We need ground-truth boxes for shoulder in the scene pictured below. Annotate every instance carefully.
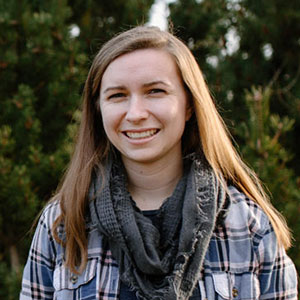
[210,185,275,265]
[207,186,298,299]
[32,199,69,253]
[42,199,61,220]
[22,200,63,274]
[224,185,272,239]
[38,199,62,233]
[34,199,103,262]
[207,185,273,273]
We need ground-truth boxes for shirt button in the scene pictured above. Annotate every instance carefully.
[70,274,78,284]
[232,287,238,298]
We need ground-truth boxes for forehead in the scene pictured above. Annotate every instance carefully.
[101,48,181,86]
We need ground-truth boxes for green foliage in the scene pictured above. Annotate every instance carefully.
[0,262,22,300]
[0,0,87,295]
[169,0,300,284]
[0,0,154,296]
[170,0,300,165]
[68,0,155,53]
[1,0,299,296]
[235,87,300,266]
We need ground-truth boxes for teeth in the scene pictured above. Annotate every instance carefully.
[126,129,157,139]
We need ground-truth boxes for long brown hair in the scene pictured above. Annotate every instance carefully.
[52,26,291,274]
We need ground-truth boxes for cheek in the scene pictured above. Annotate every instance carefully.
[100,105,127,147]
[100,106,118,136]
[167,101,188,123]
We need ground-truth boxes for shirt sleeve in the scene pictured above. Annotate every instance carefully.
[256,221,298,299]
[20,203,59,300]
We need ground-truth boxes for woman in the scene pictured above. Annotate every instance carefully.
[20,26,297,300]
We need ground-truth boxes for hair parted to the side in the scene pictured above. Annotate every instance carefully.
[52,26,291,274]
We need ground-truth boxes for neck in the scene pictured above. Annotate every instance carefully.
[122,153,184,210]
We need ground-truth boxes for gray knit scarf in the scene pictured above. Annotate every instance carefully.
[89,154,227,300]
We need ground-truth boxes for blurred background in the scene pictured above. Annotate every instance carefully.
[0,0,299,297]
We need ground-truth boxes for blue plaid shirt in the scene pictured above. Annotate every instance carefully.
[20,186,298,299]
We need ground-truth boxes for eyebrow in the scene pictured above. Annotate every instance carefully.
[102,80,171,94]
[142,80,171,88]
[102,85,126,94]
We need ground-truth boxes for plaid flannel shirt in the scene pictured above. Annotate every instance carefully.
[20,186,298,299]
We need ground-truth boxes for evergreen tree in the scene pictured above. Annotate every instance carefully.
[68,0,155,54]
[0,0,87,296]
[169,0,300,169]
[236,86,300,268]
[169,0,300,281]
[0,0,154,296]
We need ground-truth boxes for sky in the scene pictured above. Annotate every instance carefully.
[71,0,244,59]
[147,0,176,30]
[69,0,173,37]
[146,0,241,61]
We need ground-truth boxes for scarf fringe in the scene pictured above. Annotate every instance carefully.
[89,154,227,300]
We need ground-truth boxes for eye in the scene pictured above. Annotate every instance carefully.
[148,88,165,95]
[108,92,126,100]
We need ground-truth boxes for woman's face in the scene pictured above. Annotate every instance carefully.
[99,48,191,166]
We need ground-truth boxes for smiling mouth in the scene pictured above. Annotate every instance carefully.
[124,129,159,139]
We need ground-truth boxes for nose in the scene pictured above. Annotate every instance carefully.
[125,95,149,122]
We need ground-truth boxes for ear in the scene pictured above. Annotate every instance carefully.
[184,88,193,121]
[185,104,193,121]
